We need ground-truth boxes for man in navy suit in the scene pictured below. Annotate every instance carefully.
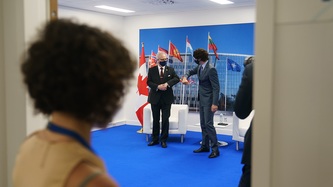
[147,51,180,148]
[181,48,220,158]
[235,57,254,187]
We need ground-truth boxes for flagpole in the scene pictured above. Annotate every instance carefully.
[147,49,153,73]
[181,36,189,105]
[207,32,210,53]
[168,40,171,60]
[144,43,148,74]
[214,56,217,67]
[137,42,145,133]
[225,57,228,113]
[142,42,146,74]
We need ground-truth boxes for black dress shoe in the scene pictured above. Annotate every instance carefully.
[148,141,159,146]
[193,147,210,153]
[161,142,167,148]
[208,151,220,158]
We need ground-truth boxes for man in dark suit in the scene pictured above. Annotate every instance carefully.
[181,48,220,158]
[234,57,254,187]
[147,51,180,148]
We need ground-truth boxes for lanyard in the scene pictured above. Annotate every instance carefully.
[47,122,95,154]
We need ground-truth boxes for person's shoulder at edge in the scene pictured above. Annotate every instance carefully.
[65,162,118,187]
[246,62,254,71]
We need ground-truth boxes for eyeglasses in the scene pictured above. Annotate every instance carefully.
[158,58,168,61]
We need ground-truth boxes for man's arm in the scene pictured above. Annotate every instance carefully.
[147,67,159,91]
[209,67,220,106]
[181,66,199,84]
[166,67,180,87]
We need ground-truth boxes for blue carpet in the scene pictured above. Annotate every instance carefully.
[92,125,243,187]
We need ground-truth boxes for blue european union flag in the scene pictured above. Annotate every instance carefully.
[227,58,241,72]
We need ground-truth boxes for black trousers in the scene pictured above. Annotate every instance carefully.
[238,164,251,187]
[151,101,171,142]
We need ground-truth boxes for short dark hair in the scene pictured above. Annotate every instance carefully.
[21,19,136,127]
[244,56,254,67]
[193,48,209,61]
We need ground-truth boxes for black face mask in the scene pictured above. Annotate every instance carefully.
[159,61,167,66]
[194,59,200,65]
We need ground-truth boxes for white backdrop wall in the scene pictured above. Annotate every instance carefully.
[59,6,125,39]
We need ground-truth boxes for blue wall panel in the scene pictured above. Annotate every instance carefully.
[139,23,255,55]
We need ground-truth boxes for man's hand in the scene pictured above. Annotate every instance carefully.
[158,84,167,91]
[211,104,218,113]
[181,77,189,85]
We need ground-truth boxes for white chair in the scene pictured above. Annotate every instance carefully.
[232,110,255,150]
[143,104,188,143]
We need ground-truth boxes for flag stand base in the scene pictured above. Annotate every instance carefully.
[137,128,143,133]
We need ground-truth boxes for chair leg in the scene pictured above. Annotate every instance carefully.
[236,141,239,150]
[181,134,184,143]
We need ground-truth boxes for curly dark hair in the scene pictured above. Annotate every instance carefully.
[193,48,209,62]
[21,19,136,128]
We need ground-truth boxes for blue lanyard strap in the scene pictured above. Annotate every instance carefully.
[47,122,95,154]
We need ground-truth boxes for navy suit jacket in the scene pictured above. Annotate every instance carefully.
[147,65,179,105]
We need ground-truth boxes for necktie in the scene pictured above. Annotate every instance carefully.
[200,66,203,75]
[160,67,164,78]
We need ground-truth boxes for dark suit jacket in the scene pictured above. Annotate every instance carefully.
[147,65,179,105]
[186,63,220,107]
[234,63,253,165]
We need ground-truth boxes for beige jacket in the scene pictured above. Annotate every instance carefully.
[13,132,105,187]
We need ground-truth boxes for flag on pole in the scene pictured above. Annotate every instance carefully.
[227,58,241,72]
[186,38,193,56]
[137,43,149,96]
[158,46,168,54]
[186,38,193,55]
[136,43,149,132]
[186,37,194,62]
[169,42,183,62]
[208,34,220,60]
[148,50,157,68]
[181,37,192,104]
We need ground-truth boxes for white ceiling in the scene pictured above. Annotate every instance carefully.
[58,0,256,17]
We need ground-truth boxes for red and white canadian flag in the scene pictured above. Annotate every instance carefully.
[136,42,149,132]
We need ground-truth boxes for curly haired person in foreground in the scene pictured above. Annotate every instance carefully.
[12,19,136,187]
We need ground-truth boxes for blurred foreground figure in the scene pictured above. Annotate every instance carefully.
[235,57,254,187]
[13,19,136,187]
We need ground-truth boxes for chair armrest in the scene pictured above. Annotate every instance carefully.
[177,105,188,133]
[232,112,240,138]
[143,104,151,133]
